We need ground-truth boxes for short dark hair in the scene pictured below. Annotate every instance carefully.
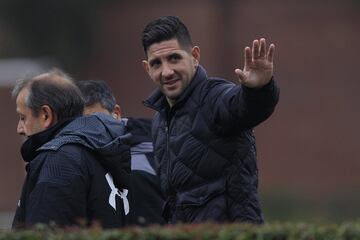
[76,80,116,113]
[12,69,84,121]
[142,16,193,55]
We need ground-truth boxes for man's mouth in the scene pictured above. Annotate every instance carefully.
[164,79,178,86]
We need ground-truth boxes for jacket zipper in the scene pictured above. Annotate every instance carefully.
[165,121,172,194]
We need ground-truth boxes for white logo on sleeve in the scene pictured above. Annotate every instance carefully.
[105,173,129,215]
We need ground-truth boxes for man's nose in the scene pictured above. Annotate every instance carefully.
[161,63,174,78]
[17,121,24,135]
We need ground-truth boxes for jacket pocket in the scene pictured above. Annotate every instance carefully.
[175,178,227,222]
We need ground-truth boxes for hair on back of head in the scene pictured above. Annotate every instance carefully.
[76,80,116,113]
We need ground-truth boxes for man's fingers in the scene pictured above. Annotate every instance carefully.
[244,46,251,69]
[235,68,246,84]
[267,43,275,63]
[259,38,266,58]
[252,39,260,60]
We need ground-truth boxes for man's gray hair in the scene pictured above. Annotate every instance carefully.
[12,68,84,121]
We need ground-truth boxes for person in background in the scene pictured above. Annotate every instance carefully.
[141,16,280,223]
[76,79,165,226]
[12,69,131,229]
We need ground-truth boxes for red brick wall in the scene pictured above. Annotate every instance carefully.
[0,88,25,211]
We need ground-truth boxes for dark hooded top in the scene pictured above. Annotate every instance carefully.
[12,113,131,229]
[124,117,165,226]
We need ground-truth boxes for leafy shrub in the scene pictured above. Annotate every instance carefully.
[1,221,360,240]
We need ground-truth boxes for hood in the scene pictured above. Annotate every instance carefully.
[40,112,129,152]
[39,112,131,189]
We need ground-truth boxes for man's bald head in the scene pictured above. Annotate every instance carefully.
[12,69,84,122]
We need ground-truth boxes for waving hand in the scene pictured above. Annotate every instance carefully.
[235,38,275,88]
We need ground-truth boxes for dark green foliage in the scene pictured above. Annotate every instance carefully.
[1,222,360,240]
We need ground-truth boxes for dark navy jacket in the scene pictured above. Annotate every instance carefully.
[144,65,279,223]
[13,113,131,229]
[124,118,165,226]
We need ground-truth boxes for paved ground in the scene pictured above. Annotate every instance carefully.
[0,212,14,229]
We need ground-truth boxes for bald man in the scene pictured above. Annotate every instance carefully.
[12,69,131,228]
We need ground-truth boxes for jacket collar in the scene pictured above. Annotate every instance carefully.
[144,65,208,112]
[20,119,73,162]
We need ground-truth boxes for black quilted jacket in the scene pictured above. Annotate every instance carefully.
[144,65,279,223]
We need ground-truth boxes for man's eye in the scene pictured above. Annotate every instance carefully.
[150,60,161,67]
[170,55,181,61]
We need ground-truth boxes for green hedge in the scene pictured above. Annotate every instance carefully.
[1,222,360,240]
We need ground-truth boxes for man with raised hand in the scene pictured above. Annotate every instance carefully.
[142,16,279,223]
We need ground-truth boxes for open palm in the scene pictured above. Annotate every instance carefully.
[235,38,275,88]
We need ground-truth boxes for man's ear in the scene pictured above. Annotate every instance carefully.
[191,46,200,67]
[112,104,122,120]
[142,60,150,74]
[40,105,56,129]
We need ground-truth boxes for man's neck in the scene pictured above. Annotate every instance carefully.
[166,97,176,108]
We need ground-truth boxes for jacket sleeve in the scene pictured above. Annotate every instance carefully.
[25,147,88,227]
[207,77,279,134]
